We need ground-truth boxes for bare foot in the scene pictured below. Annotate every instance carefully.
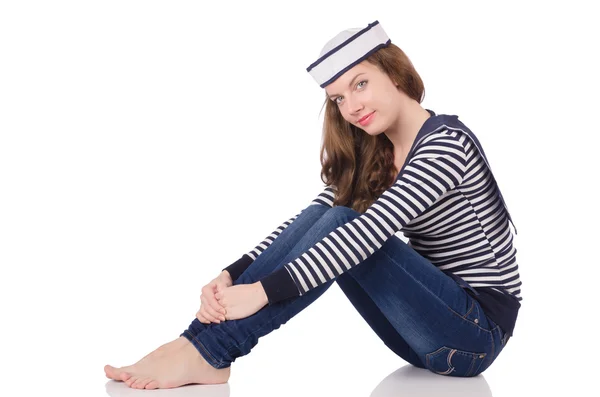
[119,338,230,389]
[104,336,189,381]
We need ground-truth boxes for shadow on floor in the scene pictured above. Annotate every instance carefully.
[371,364,492,396]
[105,380,230,397]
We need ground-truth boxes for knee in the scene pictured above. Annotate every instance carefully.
[306,203,331,213]
[322,206,361,223]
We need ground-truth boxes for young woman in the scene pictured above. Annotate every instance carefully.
[104,20,522,389]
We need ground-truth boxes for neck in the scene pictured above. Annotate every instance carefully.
[384,96,431,155]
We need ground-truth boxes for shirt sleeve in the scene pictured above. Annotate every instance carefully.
[222,186,337,281]
[258,131,468,304]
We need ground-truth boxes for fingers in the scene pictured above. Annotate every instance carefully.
[196,310,210,324]
[199,295,223,323]
[209,294,227,321]
[197,305,220,324]
[206,285,227,319]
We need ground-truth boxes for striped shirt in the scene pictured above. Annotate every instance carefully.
[224,110,522,335]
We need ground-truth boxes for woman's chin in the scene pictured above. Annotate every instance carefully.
[362,126,383,136]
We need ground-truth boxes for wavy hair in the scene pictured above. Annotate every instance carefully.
[319,43,425,213]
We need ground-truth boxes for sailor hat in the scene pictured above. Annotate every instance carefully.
[307,20,391,88]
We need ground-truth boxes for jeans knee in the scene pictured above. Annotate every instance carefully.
[304,202,331,216]
[324,206,361,223]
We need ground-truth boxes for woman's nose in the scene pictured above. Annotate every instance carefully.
[346,97,364,114]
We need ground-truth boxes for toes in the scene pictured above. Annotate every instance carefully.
[104,365,120,380]
[124,373,136,386]
[131,378,141,389]
[145,380,159,390]
[134,377,152,389]
[119,371,132,382]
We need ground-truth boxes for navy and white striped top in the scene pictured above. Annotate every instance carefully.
[224,110,522,335]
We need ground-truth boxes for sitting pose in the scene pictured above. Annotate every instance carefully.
[105,20,522,390]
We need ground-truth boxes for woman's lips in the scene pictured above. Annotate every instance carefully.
[358,111,375,126]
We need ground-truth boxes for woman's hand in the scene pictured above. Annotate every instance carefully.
[215,282,269,321]
[196,271,233,324]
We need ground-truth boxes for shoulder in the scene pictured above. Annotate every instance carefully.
[417,128,468,155]
[431,113,480,147]
[426,128,466,142]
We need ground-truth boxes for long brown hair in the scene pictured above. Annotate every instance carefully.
[319,43,425,213]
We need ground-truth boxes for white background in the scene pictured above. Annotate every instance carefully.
[1,1,598,396]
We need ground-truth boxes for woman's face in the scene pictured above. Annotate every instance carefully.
[325,60,400,135]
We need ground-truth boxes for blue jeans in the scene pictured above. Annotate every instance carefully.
[180,204,508,377]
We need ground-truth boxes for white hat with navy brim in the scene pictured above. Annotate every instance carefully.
[307,20,391,88]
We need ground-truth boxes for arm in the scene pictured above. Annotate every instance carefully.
[222,186,337,282]
[258,131,468,304]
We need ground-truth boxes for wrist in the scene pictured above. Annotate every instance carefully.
[220,270,233,286]
[255,281,269,306]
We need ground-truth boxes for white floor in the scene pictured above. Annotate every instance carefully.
[103,364,496,396]
[6,335,592,397]
[3,284,593,396]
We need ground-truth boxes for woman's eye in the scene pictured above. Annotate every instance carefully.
[334,81,366,105]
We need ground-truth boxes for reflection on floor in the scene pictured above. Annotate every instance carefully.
[105,363,491,397]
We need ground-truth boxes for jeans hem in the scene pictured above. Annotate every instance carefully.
[181,330,231,369]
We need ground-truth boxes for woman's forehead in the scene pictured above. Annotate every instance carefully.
[325,62,378,94]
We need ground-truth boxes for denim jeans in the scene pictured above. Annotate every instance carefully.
[180,204,508,377]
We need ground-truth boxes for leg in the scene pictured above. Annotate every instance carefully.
[335,271,426,369]
[104,203,332,388]
[182,202,331,336]
[180,205,361,369]
[332,207,505,377]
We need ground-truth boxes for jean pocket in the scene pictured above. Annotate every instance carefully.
[425,346,487,377]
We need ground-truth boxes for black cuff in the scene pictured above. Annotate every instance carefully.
[222,254,254,282]
[259,266,300,304]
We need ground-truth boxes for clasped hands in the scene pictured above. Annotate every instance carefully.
[196,270,269,324]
